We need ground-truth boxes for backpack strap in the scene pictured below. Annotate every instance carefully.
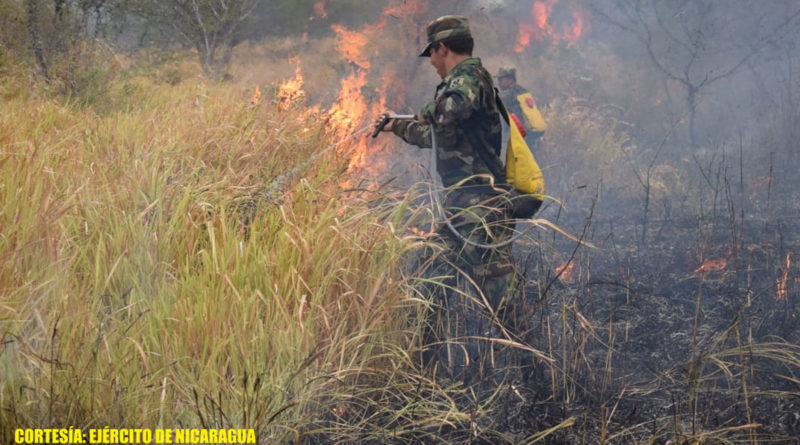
[459,66,510,184]
[493,92,513,125]
[462,115,506,183]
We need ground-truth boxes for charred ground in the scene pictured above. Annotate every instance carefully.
[481,165,800,443]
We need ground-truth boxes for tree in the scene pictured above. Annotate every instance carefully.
[25,0,50,78]
[22,0,116,84]
[591,0,800,151]
[125,0,260,79]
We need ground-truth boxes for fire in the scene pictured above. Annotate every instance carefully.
[328,69,371,174]
[746,175,770,199]
[331,24,374,70]
[328,70,368,135]
[515,0,586,52]
[327,21,384,174]
[250,85,261,106]
[410,226,435,238]
[777,253,791,300]
[277,58,306,110]
[693,251,733,277]
[566,7,584,41]
[694,257,727,275]
[556,261,575,283]
[271,0,427,189]
[327,0,427,177]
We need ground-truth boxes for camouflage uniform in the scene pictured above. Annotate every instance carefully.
[392,17,517,383]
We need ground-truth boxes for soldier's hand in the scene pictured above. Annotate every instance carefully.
[372,113,394,137]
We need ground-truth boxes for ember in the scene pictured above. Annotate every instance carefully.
[555,261,575,283]
[409,226,435,238]
[693,256,727,275]
[777,253,791,300]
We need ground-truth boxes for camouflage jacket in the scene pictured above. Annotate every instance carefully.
[392,58,504,189]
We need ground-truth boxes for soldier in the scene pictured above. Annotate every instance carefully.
[496,66,547,150]
[375,16,516,383]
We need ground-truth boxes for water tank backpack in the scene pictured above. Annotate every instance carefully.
[515,92,548,133]
[463,91,545,220]
[499,94,545,219]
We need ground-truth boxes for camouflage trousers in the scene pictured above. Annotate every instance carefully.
[416,187,523,385]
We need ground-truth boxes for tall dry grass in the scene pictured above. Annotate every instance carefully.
[0,66,454,442]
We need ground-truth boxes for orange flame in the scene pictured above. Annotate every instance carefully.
[694,257,727,275]
[328,70,367,134]
[328,69,370,173]
[250,85,261,106]
[331,24,373,70]
[273,1,427,190]
[567,8,584,41]
[515,0,586,52]
[693,251,733,276]
[777,253,791,300]
[328,0,426,179]
[556,261,575,283]
[277,58,306,110]
[410,226,435,238]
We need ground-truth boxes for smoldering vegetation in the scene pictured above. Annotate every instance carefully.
[2,0,800,443]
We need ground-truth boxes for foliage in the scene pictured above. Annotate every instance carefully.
[4,0,121,103]
[121,0,259,79]
[0,1,28,56]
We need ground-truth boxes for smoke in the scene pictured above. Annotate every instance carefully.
[228,0,800,227]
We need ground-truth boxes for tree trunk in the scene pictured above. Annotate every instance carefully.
[688,84,698,151]
[25,0,49,80]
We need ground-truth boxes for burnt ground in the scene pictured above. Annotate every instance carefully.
[306,153,800,444]
[485,182,800,443]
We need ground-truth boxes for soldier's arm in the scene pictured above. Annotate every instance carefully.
[391,103,463,151]
[391,74,480,149]
[391,118,433,149]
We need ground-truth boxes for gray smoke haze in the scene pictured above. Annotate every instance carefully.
[102,0,800,226]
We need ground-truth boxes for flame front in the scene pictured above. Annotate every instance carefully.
[271,0,427,188]
[515,0,586,53]
[693,250,734,277]
[331,24,373,70]
[328,0,427,177]
[277,58,306,110]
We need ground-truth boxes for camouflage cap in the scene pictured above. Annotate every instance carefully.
[419,15,472,57]
[497,66,516,80]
